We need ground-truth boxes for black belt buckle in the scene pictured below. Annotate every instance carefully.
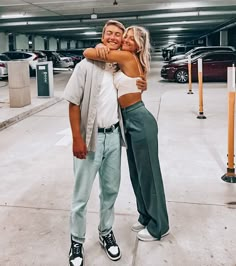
[98,122,118,133]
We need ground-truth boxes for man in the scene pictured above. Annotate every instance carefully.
[64,20,146,266]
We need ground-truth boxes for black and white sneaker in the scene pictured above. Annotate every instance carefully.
[69,238,84,266]
[99,230,121,261]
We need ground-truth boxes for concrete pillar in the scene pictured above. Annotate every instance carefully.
[0,32,9,53]
[34,36,45,50]
[220,30,228,46]
[15,34,29,50]
[48,37,57,51]
[8,61,31,108]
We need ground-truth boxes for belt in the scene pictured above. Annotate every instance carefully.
[98,122,119,133]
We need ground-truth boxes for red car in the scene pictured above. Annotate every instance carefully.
[161,51,236,83]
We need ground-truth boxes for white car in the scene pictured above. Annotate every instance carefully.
[0,54,10,78]
[58,54,74,68]
[2,51,47,76]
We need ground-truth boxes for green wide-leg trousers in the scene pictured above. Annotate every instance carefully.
[122,101,169,239]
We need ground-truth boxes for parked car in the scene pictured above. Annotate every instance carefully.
[32,50,47,62]
[58,49,84,62]
[161,51,236,83]
[40,50,61,68]
[58,49,84,58]
[57,51,82,66]
[162,44,197,61]
[170,46,236,62]
[57,53,74,68]
[2,51,46,76]
[0,54,10,78]
[162,44,176,61]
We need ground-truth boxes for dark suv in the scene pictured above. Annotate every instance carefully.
[161,50,236,83]
[170,46,236,62]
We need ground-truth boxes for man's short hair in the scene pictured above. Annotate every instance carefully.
[102,20,125,39]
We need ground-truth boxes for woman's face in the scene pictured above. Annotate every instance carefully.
[122,29,139,53]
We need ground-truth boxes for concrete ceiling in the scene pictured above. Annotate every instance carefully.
[0,0,236,47]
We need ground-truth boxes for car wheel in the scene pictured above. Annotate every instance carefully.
[175,69,188,83]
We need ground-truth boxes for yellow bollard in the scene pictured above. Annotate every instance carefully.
[197,58,206,119]
[222,66,236,183]
[187,55,193,94]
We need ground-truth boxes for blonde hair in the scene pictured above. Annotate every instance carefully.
[102,20,125,39]
[124,26,151,74]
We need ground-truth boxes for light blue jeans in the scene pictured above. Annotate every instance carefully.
[70,127,121,243]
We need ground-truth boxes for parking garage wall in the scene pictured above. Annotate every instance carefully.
[0,33,8,53]
[207,32,220,46]
[60,40,67,49]
[70,40,76,49]
[15,34,28,50]
[228,27,236,48]
[77,41,84,48]
[34,36,45,50]
[48,37,57,51]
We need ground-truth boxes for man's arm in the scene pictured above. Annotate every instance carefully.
[69,103,87,159]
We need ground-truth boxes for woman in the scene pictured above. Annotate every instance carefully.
[83,25,169,241]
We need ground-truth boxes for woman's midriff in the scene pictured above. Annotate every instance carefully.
[118,93,142,108]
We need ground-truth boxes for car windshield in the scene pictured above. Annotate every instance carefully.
[191,53,206,61]
[185,48,196,56]
[0,54,10,61]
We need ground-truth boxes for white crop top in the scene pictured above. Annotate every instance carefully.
[113,70,141,98]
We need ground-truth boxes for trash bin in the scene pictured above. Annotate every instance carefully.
[36,61,54,97]
[8,61,31,108]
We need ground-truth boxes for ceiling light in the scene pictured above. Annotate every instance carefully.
[1,13,25,19]
[84,31,98,35]
[139,12,198,19]
[113,0,118,5]
[91,9,97,19]
[167,28,184,31]
[169,3,199,9]
[168,35,178,38]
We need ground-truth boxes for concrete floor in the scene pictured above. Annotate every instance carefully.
[0,55,236,266]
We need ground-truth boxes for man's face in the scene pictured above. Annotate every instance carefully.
[102,25,123,50]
